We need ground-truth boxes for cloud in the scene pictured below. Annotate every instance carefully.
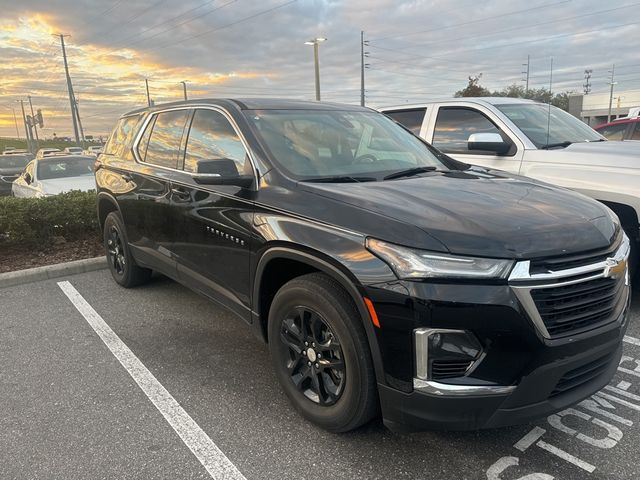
[1,0,639,137]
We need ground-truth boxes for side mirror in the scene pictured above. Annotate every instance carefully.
[193,173,254,188]
[468,133,511,155]
[24,172,32,184]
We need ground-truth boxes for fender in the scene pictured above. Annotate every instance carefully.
[252,246,388,387]
[96,191,123,229]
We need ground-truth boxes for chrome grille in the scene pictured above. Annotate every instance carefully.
[509,234,630,339]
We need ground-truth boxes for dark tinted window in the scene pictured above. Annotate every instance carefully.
[144,110,190,169]
[183,109,249,175]
[0,154,31,168]
[433,107,506,155]
[597,122,628,141]
[37,157,94,180]
[631,122,640,141]
[137,116,156,162]
[104,115,141,158]
[385,108,426,135]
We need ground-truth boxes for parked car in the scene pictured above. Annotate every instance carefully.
[12,155,95,197]
[96,99,630,433]
[0,153,33,196]
[3,147,16,154]
[3,148,30,155]
[380,98,640,274]
[83,145,103,156]
[63,146,84,155]
[594,117,640,141]
[35,147,61,159]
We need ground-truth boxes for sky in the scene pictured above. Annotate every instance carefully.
[1,0,639,138]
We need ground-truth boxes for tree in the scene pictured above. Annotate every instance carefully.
[454,74,492,97]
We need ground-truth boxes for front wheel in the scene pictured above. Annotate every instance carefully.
[268,273,378,432]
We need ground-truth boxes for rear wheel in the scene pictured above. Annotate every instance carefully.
[268,273,378,432]
[103,212,151,288]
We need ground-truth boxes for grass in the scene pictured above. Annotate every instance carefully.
[0,137,103,153]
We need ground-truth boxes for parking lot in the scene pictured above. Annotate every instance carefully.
[1,269,640,479]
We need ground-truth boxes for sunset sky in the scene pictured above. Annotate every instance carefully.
[1,0,639,138]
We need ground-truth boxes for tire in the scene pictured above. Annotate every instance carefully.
[268,272,378,432]
[103,211,152,288]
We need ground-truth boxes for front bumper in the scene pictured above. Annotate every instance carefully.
[379,327,624,432]
[364,236,631,432]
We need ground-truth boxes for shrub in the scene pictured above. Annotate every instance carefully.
[0,191,99,247]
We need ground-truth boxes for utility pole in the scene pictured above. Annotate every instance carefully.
[10,107,20,139]
[583,69,592,95]
[305,37,326,101]
[180,81,188,101]
[18,100,32,152]
[58,34,81,144]
[27,95,39,147]
[145,78,151,107]
[360,31,365,106]
[608,64,617,123]
[522,54,530,93]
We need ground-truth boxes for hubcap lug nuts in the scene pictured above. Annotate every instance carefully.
[315,363,319,368]
[307,361,311,366]
[312,343,315,347]
[304,342,308,346]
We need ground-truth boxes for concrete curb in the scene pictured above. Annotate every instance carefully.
[0,256,107,289]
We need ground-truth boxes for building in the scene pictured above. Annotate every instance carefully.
[569,90,640,127]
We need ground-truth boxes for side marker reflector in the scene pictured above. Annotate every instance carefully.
[364,297,381,328]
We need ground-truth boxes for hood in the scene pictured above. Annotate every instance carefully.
[527,140,639,169]
[39,175,96,195]
[299,168,617,259]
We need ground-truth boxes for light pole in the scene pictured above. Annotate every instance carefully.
[305,37,326,101]
[607,64,617,123]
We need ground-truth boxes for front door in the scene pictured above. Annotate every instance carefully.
[169,107,255,321]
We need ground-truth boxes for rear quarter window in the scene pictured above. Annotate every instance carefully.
[104,114,143,159]
[384,108,426,135]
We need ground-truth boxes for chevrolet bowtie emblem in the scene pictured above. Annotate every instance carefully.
[604,257,627,282]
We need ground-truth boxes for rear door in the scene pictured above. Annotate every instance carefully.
[169,107,256,321]
[427,103,524,173]
[123,108,191,274]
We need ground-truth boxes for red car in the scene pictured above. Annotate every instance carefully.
[594,116,640,141]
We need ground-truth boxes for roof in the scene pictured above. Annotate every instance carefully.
[122,98,371,118]
[37,154,94,162]
[380,97,540,111]
[594,117,640,129]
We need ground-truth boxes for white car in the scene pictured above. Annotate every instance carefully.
[35,148,61,159]
[83,145,103,156]
[63,146,84,155]
[12,155,96,197]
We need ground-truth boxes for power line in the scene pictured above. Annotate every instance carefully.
[369,0,571,41]
[147,0,298,52]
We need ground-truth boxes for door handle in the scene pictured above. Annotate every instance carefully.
[171,187,191,200]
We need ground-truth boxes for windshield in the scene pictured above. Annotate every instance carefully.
[496,103,603,148]
[37,157,94,180]
[0,154,31,169]
[244,110,452,180]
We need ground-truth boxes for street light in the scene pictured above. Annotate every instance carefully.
[304,37,327,101]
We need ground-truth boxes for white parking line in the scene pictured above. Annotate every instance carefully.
[57,281,246,480]
[624,335,640,347]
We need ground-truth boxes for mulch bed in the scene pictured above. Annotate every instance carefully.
[0,235,104,274]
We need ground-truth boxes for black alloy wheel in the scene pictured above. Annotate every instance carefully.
[106,225,126,276]
[279,306,346,406]
[103,212,152,288]
[268,272,378,432]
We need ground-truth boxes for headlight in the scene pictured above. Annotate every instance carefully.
[366,238,514,280]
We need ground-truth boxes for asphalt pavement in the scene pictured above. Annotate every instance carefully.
[2,269,640,479]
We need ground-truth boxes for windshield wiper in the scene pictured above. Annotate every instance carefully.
[383,166,439,180]
[540,141,573,150]
[300,175,376,183]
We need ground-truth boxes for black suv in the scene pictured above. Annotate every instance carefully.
[96,99,631,432]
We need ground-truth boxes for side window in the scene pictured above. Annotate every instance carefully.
[631,123,640,141]
[433,107,510,155]
[136,116,156,162]
[385,108,426,135]
[144,110,190,169]
[104,115,141,159]
[183,109,250,176]
[598,123,628,141]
